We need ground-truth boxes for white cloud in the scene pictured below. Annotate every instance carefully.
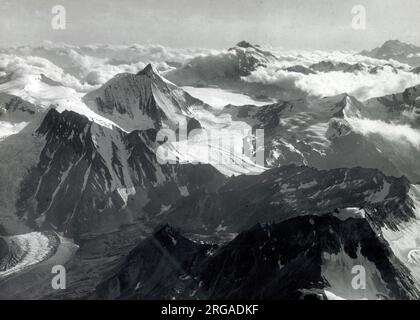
[296,68,420,100]
[0,54,91,91]
[348,118,420,148]
[2,42,420,107]
[243,51,420,101]
[0,42,219,85]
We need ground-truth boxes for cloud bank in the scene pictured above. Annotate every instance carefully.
[242,51,420,101]
[0,41,217,91]
[1,42,420,105]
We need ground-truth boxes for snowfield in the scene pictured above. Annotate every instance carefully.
[0,121,28,140]
[182,86,272,109]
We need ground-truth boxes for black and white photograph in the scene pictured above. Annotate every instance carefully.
[1,0,420,310]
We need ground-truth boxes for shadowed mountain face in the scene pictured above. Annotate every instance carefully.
[156,164,415,235]
[94,215,420,300]
[0,238,7,260]
[13,109,225,237]
[0,93,44,141]
[0,93,42,121]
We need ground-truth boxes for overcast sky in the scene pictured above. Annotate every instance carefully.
[0,0,419,50]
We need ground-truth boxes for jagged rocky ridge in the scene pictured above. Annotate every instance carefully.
[13,109,224,237]
[105,163,420,300]
[222,85,420,182]
[288,61,401,75]
[31,162,420,300]
[0,93,44,140]
[94,214,419,300]
[0,93,42,122]
[156,165,415,234]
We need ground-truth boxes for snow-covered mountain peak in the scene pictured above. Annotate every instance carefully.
[361,40,420,66]
[235,40,253,49]
[382,39,418,53]
[319,93,366,118]
[83,65,208,132]
[137,63,160,78]
[228,41,278,71]
[36,108,91,141]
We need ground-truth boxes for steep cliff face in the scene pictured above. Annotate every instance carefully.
[365,84,420,125]
[94,214,420,300]
[157,165,413,235]
[0,107,225,237]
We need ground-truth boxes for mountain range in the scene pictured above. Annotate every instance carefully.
[1,40,420,300]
